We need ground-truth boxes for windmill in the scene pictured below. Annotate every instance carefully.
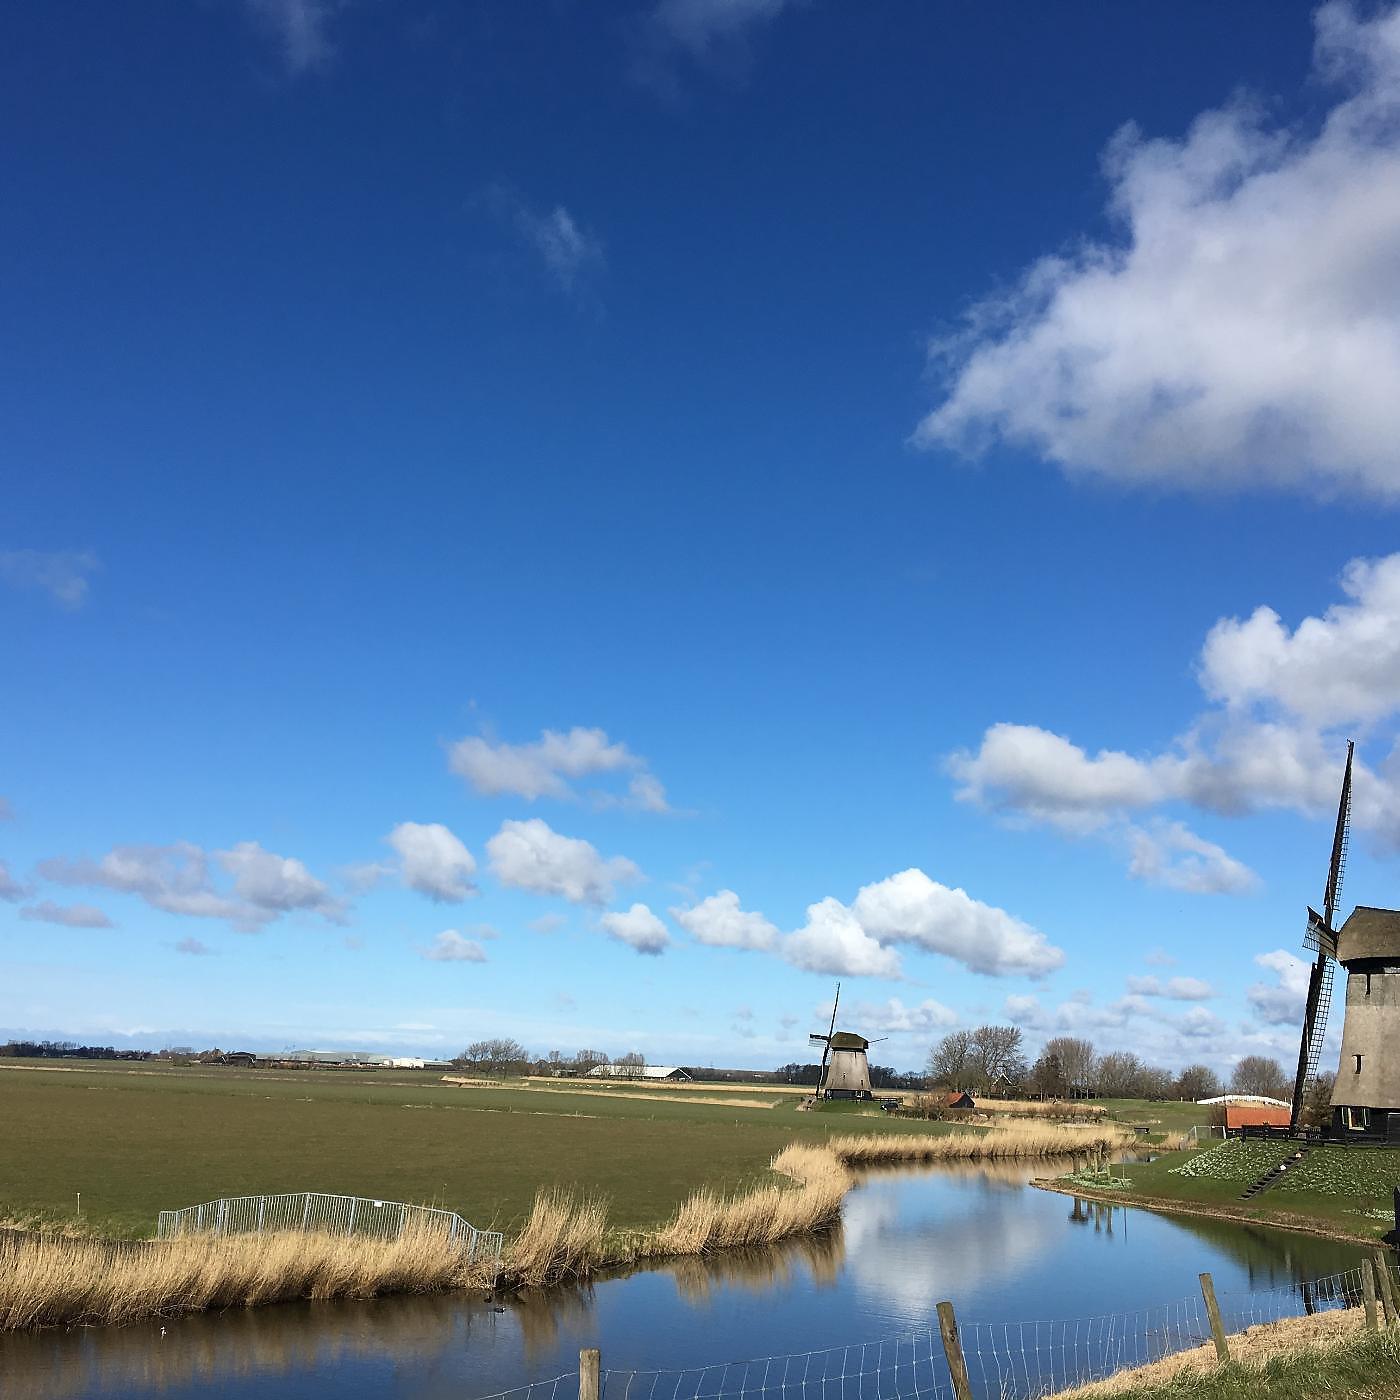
[809,983,884,1101]
[1288,740,1353,1132]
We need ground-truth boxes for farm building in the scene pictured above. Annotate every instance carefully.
[1198,1094,1292,1108]
[945,1090,976,1109]
[586,1064,693,1081]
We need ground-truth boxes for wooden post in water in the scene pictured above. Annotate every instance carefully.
[579,1348,600,1400]
[1363,1260,1380,1331]
[936,1300,973,1400]
[1199,1273,1230,1362]
[1373,1251,1398,1326]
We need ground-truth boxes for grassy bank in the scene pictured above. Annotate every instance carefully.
[1047,1308,1400,1399]
[1,1121,1130,1329]
[0,1059,949,1237]
[1045,1140,1400,1244]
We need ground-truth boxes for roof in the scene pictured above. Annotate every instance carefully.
[586,1064,690,1079]
[945,1090,975,1107]
[828,1032,869,1051]
[1337,906,1400,963]
[1225,1104,1291,1128]
[1197,1094,1291,1107]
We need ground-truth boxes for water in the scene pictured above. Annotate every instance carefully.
[0,1161,1364,1400]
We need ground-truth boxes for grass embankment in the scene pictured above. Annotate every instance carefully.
[0,1121,1131,1329]
[1045,1139,1400,1243]
[1048,1308,1400,1399]
[0,1059,944,1238]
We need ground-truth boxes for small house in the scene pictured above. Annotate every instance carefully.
[945,1090,976,1109]
[1225,1103,1291,1131]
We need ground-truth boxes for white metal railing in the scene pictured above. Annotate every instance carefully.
[155,1191,503,1264]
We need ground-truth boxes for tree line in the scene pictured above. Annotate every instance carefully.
[925,1028,1292,1101]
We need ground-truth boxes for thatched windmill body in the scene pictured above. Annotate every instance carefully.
[810,983,879,1101]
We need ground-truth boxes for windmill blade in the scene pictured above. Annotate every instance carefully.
[815,983,840,1096]
[1322,740,1354,930]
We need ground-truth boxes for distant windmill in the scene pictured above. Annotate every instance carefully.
[809,983,884,1101]
[1289,741,1354,1132]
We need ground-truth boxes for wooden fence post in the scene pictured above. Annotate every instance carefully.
[1199,1272,1230,1362]
[1363,1259,1379,1331]
[1373,1251,1398,1326]
[936,1300,973,1400]
[579,1348,600,1400]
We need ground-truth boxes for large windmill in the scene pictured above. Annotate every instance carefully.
[809,983,882,1101]
[1288,741,1354,1132]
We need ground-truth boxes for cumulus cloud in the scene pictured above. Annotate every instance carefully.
[1006,990,1230,1064]
[1125,974,1215,1001]
[19,901,113,929]
[385,822,477,902]
[783,897,902,979]
[851,868,1064,977]
[486,818,641,905]
[951,551,1400,880]
[853,996,959,1035]
[1248,949,1310,1026]
[600,903,670,955]
[1126,821,1259,895]
[420,930,489,963]
[671,889,779,950]
[916,3,1400,499]
[37,840,343,931]
[0,549,99,609]
[0,860,26,902]
[449,726,668,810]
[242,0,337,74]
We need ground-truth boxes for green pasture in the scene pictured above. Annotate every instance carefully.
[0,1060,948,1238]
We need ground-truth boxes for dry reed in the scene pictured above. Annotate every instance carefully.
[826,1122,1132,1166]
[0,1225,491,1331]
[502,1190,610,1288]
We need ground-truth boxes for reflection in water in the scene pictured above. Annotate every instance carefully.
[0,1160,1367,1400]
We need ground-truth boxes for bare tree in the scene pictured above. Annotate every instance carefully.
[1095,1051,1146,1098]
[1028,1047,1066,1099]
[1230,1055,1289,1099]
[1137,1065,1174,1101]
[1043,1037,1097,1096]
[616,1051,646,1080]
[574,1048,608,1072]
[1173,1064,1221,1101]
[969,1025,1027,1092]
[925,1030,973,1088]
[459,1038,529,1076]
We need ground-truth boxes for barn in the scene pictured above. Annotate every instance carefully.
[1224,1103,1292,1132]
[945,1090,976,1109]
[586,1064,693,1081]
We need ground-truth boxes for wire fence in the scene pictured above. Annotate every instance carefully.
[464,1263,1380,1400]
[155,1192,504,1264]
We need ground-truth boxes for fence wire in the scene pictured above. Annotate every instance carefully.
[156,1191,504,1263]
[469,1264,1377,1400]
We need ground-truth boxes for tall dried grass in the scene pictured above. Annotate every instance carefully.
[0,1225,491,1331]
[502,1190,610,1288]
[826,1123,1132,1166]
[975,1098,1108,1119]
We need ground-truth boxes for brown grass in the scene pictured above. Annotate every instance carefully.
[502,1190,610,1288]
[1045,1306,1364,1396]
[0,1224,492,1330]
[827,1123,1132,1166]
[976,1098,1109,1119]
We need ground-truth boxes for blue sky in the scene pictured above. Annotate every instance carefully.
[5,0,1400,1073]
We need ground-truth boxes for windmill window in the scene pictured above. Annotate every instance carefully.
[1366,972,1372,996]
[1354,1054,1364,1073]
[1344,1106,1370,1131]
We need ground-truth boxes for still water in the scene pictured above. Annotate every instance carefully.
[0,1161,1363,1400]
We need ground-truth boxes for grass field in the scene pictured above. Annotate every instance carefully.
[0,1060,944,1238]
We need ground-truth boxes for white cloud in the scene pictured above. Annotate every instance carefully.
[600,903,670,956]
[420,930,489,963]
[670,889,779,950]
[176,937,214,956]
[851,868,1064,977]
[484,192,604,300]
[242,0,337,74]
[19,901,113,929]
[385,822,477,903]
[449,726,668,810]
[1201,555,1400,726]
[486,818,641,905]
[1126,821,1259,895]
[37,840,343,930]
[0,549,99,609]
[0,860,25,902]
[635,0,795,89]
[916,2,1400,499]
[853,996,959,1035]
[528,913,566,934]
[1125,974,1215,1001]
[783,897,902,979]
[1248,949,1310,1026]
[1144,947,1176,966]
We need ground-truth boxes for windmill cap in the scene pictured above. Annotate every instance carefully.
[828,1031,869,1050]
[1337,906,1400,963]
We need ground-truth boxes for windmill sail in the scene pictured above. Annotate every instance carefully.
[808,982,841,1097]
[1289,741,1353,1129]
